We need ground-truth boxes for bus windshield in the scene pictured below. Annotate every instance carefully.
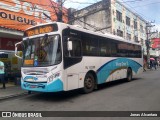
[23,34,62,67]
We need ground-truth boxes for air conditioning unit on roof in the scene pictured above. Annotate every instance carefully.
[73,25,83,28]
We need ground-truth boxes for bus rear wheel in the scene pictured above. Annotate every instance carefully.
[82,73,95,93]
[126,68,132,82]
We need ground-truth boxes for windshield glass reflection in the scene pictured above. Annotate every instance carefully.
[23,35,62,67]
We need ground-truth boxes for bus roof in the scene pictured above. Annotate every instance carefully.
[67,24,141,46]
[26,22,141,46]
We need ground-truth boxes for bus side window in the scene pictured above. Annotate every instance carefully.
[66,37,82,58]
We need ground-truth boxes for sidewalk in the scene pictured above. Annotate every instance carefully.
[0,84,27,100]
[143,66,160,71]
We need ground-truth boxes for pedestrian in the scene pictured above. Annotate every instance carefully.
[0,61,5,89]
[153,60,157,70]
[143,59,146,72]
[156,60,159,67]
[150,60,153,70]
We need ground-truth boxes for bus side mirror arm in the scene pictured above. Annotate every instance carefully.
[67,38,73,51]
[15,41,22,59]
[67,41,73,51]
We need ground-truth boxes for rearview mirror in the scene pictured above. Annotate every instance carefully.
[67,41,73,51]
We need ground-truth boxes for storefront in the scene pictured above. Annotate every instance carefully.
[0,28,23,85]
[0,0,68,86]
[150,38,160,61]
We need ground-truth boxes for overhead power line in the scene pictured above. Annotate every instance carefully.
[0,0,64,14]
[130,1,160,8]
[67,0,94,4]
[1,0,56,8]
[120,0,153,22]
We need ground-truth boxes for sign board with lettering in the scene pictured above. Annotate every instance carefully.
[0,0,68,31]
[151,38,160,49]
[24,24,58,37]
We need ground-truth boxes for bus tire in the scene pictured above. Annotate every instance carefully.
[126,68,132,82]
[28,91,32,94]
[82,73,95,93]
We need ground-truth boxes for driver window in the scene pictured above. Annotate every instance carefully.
[67,38,82,57]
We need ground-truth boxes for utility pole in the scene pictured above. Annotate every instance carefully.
[50,0,66,22]
[145,21,156,68]
[57,0,63,22]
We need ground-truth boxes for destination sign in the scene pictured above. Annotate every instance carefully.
[24,24,58,37]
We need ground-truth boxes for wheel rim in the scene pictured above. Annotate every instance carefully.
[128,70,132,81]
[84,76,93,89]
[128,73,131,80]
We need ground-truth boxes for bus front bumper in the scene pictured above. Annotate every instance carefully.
[21,79,63,92]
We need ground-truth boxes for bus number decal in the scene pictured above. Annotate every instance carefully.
[24,60,34,65]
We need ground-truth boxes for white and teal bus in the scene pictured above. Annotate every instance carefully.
[15,22,143,93]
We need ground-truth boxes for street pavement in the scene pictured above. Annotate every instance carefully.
[0,85,27,100]
[0,67,160,120]
[0,67,154,101]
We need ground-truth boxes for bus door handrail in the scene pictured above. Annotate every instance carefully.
[15,41,22,59]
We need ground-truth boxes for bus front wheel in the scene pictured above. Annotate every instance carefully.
[126,68,132,82]
[28,91,32,94]
[82,73,95,93]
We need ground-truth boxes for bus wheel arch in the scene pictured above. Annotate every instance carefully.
[82,71,97,93]
[126,67,132,82]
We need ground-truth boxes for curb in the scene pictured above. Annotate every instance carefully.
[0,92,28,101]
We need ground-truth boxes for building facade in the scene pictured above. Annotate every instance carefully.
[0,0,68,80]
[68,0,159,58]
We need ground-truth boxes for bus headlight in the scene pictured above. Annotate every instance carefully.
[47,72,60,83]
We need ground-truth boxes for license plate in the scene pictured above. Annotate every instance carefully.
[30,85,37,88]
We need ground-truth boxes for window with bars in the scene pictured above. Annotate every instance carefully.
[140,38,144,45]
[116,10,122,22]
[117,29,123,37]
[134,36,138,42]
[134,20,137,30]
[140,25,144,33]
[126,16,130,26]
[126,33,131,40]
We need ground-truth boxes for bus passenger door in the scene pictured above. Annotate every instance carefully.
[67,72,79,90]
[63,36,82,90]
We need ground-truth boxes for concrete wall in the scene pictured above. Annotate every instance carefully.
[69,0,147,42]
[69,0,112,33]
[111,0,146,43]
[68,0,158,57]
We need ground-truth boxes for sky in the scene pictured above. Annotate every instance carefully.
[53,0,160,31]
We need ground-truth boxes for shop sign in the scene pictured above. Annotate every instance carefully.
[0,0,68,31]
[151,38,160,49]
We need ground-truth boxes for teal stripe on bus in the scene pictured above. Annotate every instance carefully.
[97,58,142,84]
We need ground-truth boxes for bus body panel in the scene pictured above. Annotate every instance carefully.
[21,79,63,92]
[20,63,66,92]
[64,57,143,91]
[17,22,143,93]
